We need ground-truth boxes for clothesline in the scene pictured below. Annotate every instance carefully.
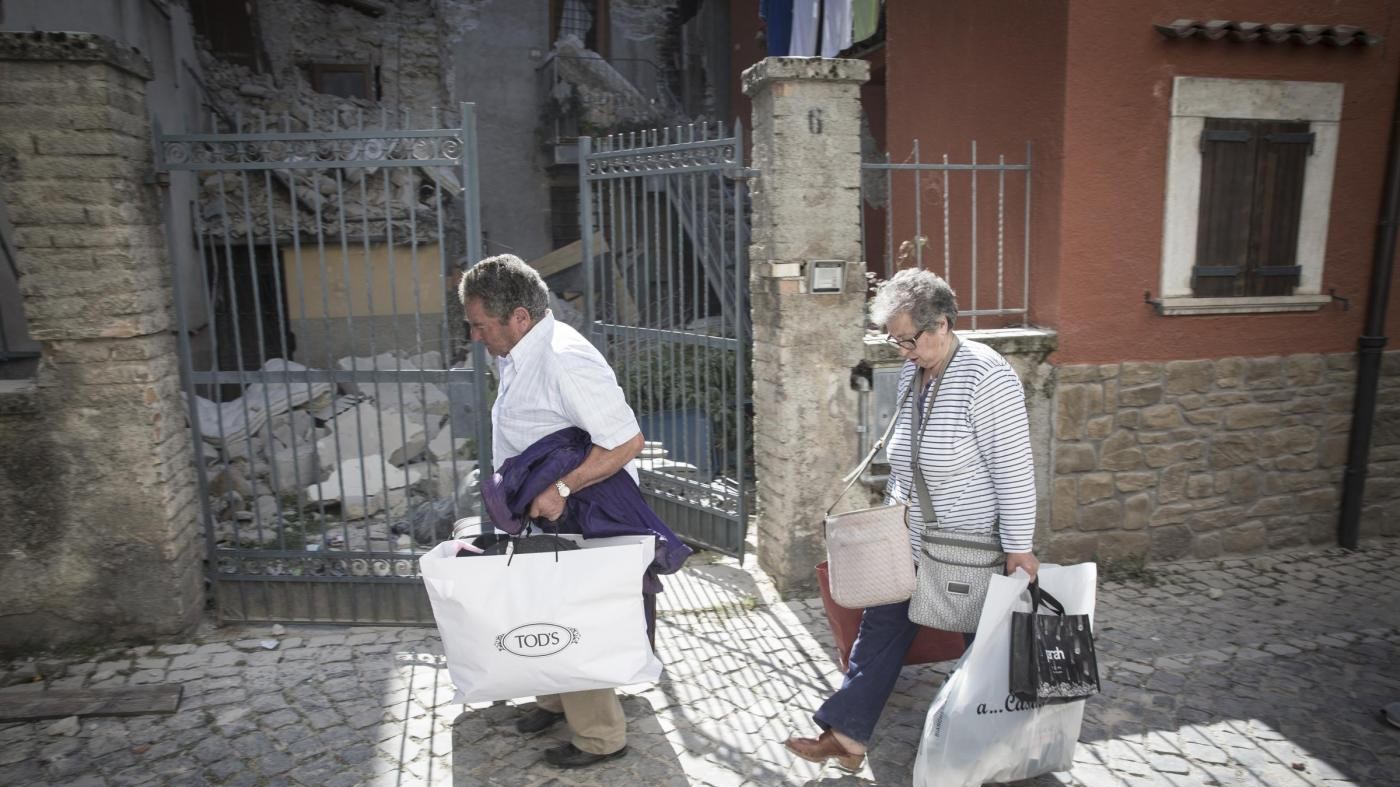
[760,0,881,58]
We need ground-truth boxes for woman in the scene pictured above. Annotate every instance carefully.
[785,268,1040,771]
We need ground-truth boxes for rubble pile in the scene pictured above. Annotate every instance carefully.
[189,24,461,244]
[188,354,480,558]
[548,36,672,136]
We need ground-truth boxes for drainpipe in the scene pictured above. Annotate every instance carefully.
[1337,65,1400,549]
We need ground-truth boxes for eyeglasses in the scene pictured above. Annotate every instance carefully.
[885,330,924,350]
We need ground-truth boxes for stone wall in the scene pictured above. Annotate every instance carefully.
[743,58,870,596]
[0,33,203,651]
[253,0,451,120]
[1046,351,1400,564]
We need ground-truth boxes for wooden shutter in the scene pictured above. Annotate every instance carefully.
[1248,123,1309,295]
[1193,118,1310,297]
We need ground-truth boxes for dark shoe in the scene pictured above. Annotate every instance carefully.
[1384,702,1400,729]
[514,706,566,735]
[784,730,865,772]
[543,742,628,768]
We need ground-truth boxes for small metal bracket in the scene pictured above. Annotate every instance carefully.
[1329,288,1350,310]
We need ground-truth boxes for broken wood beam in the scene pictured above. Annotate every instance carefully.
[527,232,609,279]
[0,684,183,722]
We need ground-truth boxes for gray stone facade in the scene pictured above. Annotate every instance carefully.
[1045,351,1400,563]
[0,33,203,651]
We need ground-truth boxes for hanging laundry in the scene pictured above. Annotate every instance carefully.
[790,0,819,56]
[761,0,795,57]
[852,0,880,45]
[821,0,854,57]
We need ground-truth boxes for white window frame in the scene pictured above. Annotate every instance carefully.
[1158,76,1342,315]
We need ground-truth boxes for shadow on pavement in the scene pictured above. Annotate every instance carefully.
[451,695,686,786]
[782,546,1400,786]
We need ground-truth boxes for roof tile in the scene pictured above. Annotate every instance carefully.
[1152,19,1382,47]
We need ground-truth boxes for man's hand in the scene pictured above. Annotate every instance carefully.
[528,484,566,522]
[1005,552,1040,581]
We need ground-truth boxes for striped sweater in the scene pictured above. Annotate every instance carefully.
[882,338,1037,560]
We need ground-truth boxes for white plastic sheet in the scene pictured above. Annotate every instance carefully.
[420,534,663,704]
[913,563,1098,787]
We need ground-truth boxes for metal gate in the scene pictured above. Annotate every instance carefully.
[155,104,492,624]
[578,123,753,559]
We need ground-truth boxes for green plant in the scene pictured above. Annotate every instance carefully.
[613,342,752,474]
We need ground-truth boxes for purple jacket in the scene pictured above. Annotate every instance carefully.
[480,427,694,592]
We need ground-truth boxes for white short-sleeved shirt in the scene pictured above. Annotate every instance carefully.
[492,311,642,481]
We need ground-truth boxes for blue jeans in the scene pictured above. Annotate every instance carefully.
[813,599,975,745]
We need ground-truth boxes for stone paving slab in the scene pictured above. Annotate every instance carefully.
[1,540,1397,786]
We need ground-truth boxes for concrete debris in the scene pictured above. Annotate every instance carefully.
[336,352,450,417]
[190,0,463,243]
[270,624,287,636]
[335,353,451,416]
[548,36,671,135]
[425,425,470,461]
[304,454,421,519]
[185,360,333,447]
[315,401,433,470]
[391,465,481,544]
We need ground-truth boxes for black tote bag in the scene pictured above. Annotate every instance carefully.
[1010,582,1101,704]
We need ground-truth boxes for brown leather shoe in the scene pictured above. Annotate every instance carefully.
[783,729,865,772]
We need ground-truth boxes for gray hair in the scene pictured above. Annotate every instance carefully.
[458,254,550,321]
[869,268,958,332]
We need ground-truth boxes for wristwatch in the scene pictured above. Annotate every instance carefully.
[554,480,571,499]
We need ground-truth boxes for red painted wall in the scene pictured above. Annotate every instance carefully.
[883,0,1069,330]
[733,2,1400,365]
[1054,1,1400,363]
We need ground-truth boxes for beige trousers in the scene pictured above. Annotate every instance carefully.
[536,689,626,754]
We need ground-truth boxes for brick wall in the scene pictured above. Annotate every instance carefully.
[0,33,202,651]
[743,58,870,595]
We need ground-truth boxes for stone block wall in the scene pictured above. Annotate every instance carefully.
[1045,351,1400,564]
[0,33,203,652]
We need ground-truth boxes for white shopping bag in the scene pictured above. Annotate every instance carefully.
[419,534,663,703]
[913,563,1098,787]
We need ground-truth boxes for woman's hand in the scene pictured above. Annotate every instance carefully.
[1006,552,1040,581]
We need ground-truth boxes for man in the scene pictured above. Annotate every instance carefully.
[459,253,642,768]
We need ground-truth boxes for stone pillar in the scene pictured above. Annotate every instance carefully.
[743,58,870,596]
[0,33,202,650]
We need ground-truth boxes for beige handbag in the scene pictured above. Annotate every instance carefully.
[823,384,917,609]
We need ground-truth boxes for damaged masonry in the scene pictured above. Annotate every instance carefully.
[189,352,481,576]
[186,352,715,579]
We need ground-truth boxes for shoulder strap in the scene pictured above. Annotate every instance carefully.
[825,374,915,517]
[910,336,961,527]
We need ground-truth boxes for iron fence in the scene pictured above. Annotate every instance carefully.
[579,122,753,559]
[154,104,491,624]
[862,141,1033,329]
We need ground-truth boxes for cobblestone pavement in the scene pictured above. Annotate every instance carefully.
[1,539,1397,786]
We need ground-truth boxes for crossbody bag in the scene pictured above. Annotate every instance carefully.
[905,336,1008,633]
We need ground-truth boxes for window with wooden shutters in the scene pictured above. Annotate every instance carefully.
[1193,118,1312,298]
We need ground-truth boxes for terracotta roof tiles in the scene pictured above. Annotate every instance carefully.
[1153,19,1382,47]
